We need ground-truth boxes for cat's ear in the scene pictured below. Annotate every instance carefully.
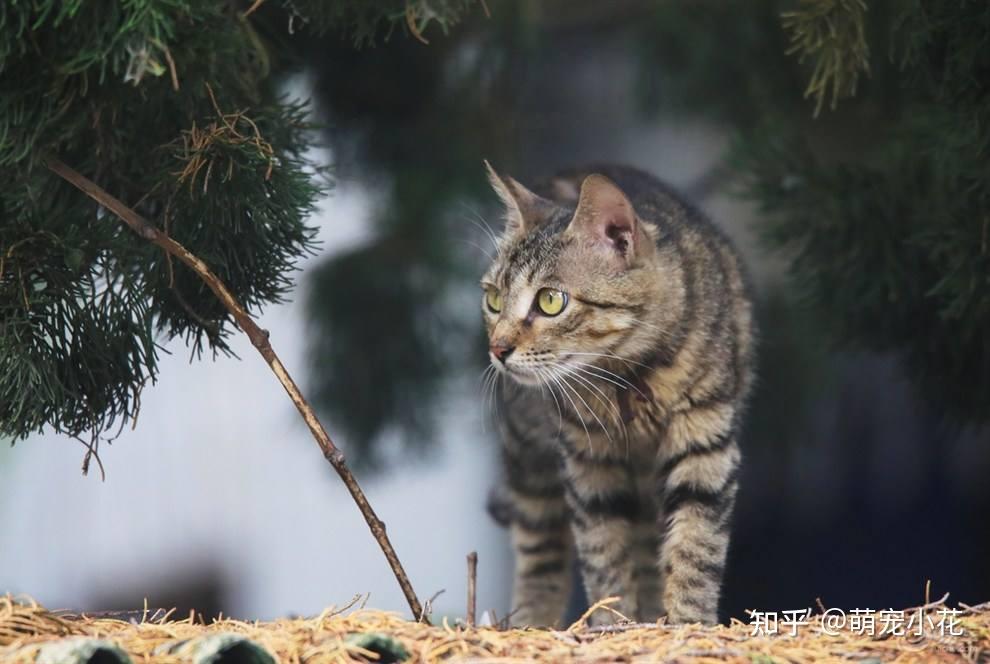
[567,174,649,267]
[485,160,555,239]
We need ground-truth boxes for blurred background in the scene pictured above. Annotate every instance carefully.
[2,0,989,623]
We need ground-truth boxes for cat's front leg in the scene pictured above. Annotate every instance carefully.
[508,510,572,627]
[657,404,741,624]
[562,442,641,625]
[498,417,573,628]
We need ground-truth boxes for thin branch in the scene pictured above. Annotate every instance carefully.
[43,155,427,623]
[466,551,477,627]
[241,0,266,18]
[405,2,430,44]
[577,621,659,636]
[904,591,951,615]
[419,589,445,623]
[71,433,105,481]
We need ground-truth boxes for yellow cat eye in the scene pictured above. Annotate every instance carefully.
[485,287,503,313]
[536,288,567,316]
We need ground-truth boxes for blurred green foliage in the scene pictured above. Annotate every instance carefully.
[638,0,990,422]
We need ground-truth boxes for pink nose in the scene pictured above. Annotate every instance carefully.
[490,342,515,363]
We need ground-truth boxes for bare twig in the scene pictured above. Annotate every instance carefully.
[43,156,428,623]
[566,597,624,633]
[466,551,478,627]
[904,591,951,615]
[160,43,179,91]
[54,607,170,624]
[550,631,579,646]
[71,432,105,481]
[405,2,430,44]
[420,589,445,623]
[578,621,659,636]
[241,0,266,18]
[674,647,747,658]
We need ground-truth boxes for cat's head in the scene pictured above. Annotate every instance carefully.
[480,163,663,386]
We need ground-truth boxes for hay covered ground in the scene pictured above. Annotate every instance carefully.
[2,595,988,663]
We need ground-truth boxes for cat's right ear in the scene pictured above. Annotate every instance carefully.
[567,174,652,268]
[485,160,555,240]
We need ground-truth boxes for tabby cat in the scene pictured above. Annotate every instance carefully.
[481,163,755,626]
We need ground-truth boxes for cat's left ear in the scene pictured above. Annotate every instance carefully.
[567,174,652,267]
[485,160,555,239]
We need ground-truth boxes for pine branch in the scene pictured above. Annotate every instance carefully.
[43,155,427,624]
[782,0,870,116]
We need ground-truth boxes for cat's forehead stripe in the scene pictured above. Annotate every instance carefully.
[509,279,535,319]
[490,207,573,286]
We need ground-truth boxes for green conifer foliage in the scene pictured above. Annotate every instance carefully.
[0,0,476,448]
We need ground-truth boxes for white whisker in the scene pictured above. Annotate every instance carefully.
[567,362,628,390]
[460,238,495,261]
[557,365,620,422]
[460,203,503,255]
[480,365,496,433]
[492,372,503,426]
[557,364,628,446]
[535,367,565,438]
[546,370,593,455]
[561,351,654,371]
[482,364,503,435]
[568,361,650,402]
[555,370,611,449]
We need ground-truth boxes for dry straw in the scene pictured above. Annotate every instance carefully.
[2,594,988,663]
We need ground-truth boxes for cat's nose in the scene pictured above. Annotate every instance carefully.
[490,342,515,363]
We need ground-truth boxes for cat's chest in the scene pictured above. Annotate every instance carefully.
[558,380,671,451]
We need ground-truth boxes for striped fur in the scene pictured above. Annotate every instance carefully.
[481,164,756,626]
